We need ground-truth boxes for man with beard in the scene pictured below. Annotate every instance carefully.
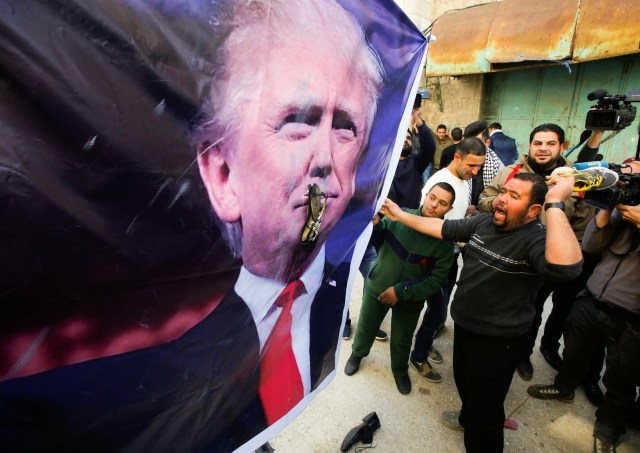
[477,123,597,390]
[380,171,583,453]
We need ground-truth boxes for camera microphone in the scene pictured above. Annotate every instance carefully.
[587,89,608,101]
[573,161,625,174]
[572,161,611,170]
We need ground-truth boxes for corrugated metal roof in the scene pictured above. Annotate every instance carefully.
[426,0,640,76]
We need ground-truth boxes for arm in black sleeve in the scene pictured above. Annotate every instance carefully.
[576,143,600,163]
[416,123,436,173]
[369,219,386,249]
[576,131,603,163]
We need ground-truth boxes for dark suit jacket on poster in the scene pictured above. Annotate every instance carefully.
[489,131,519,166]
[0,262,350,453]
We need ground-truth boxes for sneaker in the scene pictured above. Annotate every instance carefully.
[394,374,411,395]
[572,166,619,191]
[344,354,363,376]
[410,357,442,383]
[440,411,464,431]
[428,347,443,364]
[527,384,575,402]
[375,329,388,341]
[516,358,533,381]
[342,323,352,340]
[593,436,616,453]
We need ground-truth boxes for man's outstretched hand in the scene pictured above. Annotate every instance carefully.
[380,198,402,221]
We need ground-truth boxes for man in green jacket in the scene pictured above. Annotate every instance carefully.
[344,183,456,394]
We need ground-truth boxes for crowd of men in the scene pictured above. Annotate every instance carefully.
[343,103,640,453]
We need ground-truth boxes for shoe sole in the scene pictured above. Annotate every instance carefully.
[375,336,388,341]
[429,355,443,364]
[526,388,574,403]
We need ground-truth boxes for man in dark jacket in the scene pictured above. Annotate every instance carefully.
[381,171,583,453]
[527,160,640,453]
[488,122,518,166]
[388,109,436,209]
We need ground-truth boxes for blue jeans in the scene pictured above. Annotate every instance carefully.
[411,282,449,362]
[411,253,458,361]
[345,244,377,327]
[421,164,432,184]
[359,244,377,279]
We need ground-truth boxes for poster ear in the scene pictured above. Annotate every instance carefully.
[197,142,240,222]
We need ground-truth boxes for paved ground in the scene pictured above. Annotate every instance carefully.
[272,270,640,453]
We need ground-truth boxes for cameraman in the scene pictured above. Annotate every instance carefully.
[527,160,640,452]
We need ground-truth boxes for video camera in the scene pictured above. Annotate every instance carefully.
[575,89,640,209]
[585,89,640,131]
[573,161,640,210]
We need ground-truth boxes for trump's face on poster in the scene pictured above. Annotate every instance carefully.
[195,0,382,283]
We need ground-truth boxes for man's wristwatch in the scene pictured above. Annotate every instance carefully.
[544,201,565,211]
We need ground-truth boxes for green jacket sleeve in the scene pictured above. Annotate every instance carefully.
[393,241,454,304]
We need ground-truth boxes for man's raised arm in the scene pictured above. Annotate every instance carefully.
[379,198,444,239]
[544,172,583,265]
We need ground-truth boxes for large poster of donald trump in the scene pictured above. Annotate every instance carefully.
[0,0,426,451]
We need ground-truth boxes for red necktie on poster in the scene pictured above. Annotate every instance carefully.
[259,279,307,426]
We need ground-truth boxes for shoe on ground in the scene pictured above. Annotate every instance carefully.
[428,347,443,364]
[340,411,381,452]
[375,329,388,341]
[527,384,575,402]
[593,435,617,453]
[516,358,533,381]
[344,354,363,376]
[410,357,442,383]
[254,442,275,453]
[583,381,605,406]
[342,323,352,340]
[394,374,411,395]
[440,411,464,431]
[539,345,563,371]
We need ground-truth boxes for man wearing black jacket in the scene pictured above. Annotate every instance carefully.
[382,171,583,453]
[388,109,436,209]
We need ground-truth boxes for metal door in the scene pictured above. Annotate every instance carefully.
[483,54,640,164]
